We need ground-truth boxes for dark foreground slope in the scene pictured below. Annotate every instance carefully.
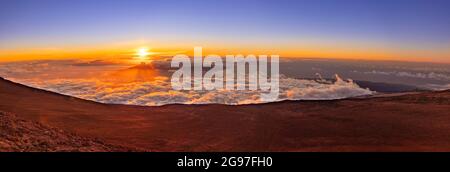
[0,77,449,151]
[0,111,131,152]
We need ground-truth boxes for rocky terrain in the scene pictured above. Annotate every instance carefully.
[0,111,131,152]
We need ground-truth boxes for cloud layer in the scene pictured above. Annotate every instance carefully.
[1,59,374,106]
[10,75,373,106]
[361,70,450,81]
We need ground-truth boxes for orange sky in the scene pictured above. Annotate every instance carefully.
[1,41,449,64]
[2,1,450,64]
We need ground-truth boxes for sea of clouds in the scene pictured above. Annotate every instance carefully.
[359,70,450,81]
[11,74,373,106]
[0,59,374,106]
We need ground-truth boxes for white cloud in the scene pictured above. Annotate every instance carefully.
[9,74,373,106]
[1,59,374,106]
[423,84,450,91]
[361,70,450,81]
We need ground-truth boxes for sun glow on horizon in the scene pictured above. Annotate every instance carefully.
[1,43,449,64]
[135,47,151,60]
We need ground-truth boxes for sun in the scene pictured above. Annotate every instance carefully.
[136,47,151,59]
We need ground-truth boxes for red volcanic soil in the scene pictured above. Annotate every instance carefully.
[0,77,449,151]
[0,111,131,152]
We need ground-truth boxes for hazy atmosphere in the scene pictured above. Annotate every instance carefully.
[1,0,450,62]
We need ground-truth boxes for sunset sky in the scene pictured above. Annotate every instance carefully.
[1,0,449,63]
